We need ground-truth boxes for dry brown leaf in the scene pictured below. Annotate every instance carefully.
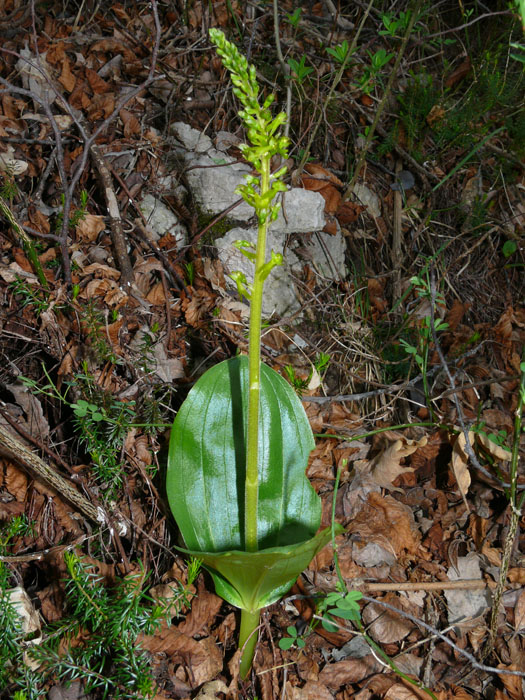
[509,569,525,584]
[177,589,223,637]
[451,432,472,501]
[183,289,215,327]
[336,200,366,225]
[445,56,471,88]
[318,655,382,688]
[177,635,223,688]
[81,278,113,299]
[285,681,334,700]
[446,299,471,331]
[82,262,120,279]
[346,492,421,557]
[75,214,105,243]
[120,108,140,138]
[361,595,414,643]
[87,92,115,121]
[514,590,525,632]
[370,436,426,491]
[498,665,524,700]
[384,683,422,700]
[85,67,111,94]
[3,462,28,501]
[476,432,512,461]
[303,162,344,187]
[145,281,166,305]
[194,680,229,699]
[58,56,76,92]
[426,105,445,126]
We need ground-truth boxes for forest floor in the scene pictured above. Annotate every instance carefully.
[0,1,524,699]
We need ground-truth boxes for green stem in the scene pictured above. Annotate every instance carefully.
[244,155,271,553]
[239,608,261,679]
[0,195,48,289]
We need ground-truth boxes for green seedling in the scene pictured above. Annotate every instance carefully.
[278,625,305,650]
[286,7,301,29]
[502,240,518,257]
[379,10,412,37]
[326,40,351,65]
[510,41,525,63]
[166,29,340,679]
[184,261,195,285]
[287,55,314,83]
[356,48,394,94]
[319,590,363,632]
[399,270,449,415]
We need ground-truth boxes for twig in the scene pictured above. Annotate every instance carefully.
[89,143,135,286]
[298,0,374,171]
[344,0,423,198]
[0,422,101,523]
[312,594,524,678]
[481,355,524,660]
[429,269,524,491]
[272,0,292,139]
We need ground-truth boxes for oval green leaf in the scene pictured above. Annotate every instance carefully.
[167,355,319,554]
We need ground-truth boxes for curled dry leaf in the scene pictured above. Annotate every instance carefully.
[177,589,223,637]
[318,655,382,689]
[194,680,229,700]
[370,435,427,491]
[451,432,473,501]
[139,626,222,689]
[476,432,512,461]
[346,492,421,558]
[285,681,335,700]
[2,462,29,502]
[361,595,415,644]
[514,590,525,633]
[384,683,424,700]
[75,214,105,243]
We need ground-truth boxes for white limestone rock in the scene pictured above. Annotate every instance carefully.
[139,194,187,245]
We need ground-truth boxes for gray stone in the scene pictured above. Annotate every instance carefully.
[171,121,213,153]
[215,227,300,317]
[139,194,187,245]
[270,189,325,233]
[289,228,346,280]
[351,182,381,218]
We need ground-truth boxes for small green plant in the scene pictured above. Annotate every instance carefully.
[17,553,200,699]
[9,276,51,316]
[502,239,518,257]
[326,40,351,64]
[285,7,301,29]
[399,271,449,414]
[166,29,340,679]
[184,261,195,285]
[379,10,413,37]
[318,590,363,632]
[20,361,165,495]
[357,48,394,94]
[287,55,314,83]
[278,624,306,650]
[54,189,88,233]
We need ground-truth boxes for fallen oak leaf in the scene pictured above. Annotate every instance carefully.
[370,436,426,491]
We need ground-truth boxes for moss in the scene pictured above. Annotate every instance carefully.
[195,204,239,246]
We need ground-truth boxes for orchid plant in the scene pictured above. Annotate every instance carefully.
[166,29,341,678]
